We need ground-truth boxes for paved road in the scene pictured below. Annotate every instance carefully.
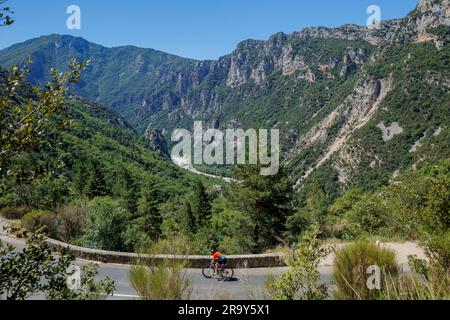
[172,155,234,183]
[0,226,330,300]
[1,218,425,300]
[92,262,334,300]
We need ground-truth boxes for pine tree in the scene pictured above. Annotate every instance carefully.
[73,161,88,196]
[85,160,109,198]
[229,164,294,252]
[137,180,162,239]
[305,181,328,226]
[181,199,196,235]
[112,167,138,213]
[188,180,211,232]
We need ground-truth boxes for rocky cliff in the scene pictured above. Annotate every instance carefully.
[0,0,448,198]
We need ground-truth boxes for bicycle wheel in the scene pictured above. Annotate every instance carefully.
[202,264,214,279]
[222,267,234,280]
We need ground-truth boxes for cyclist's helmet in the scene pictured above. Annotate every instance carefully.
[210,249,216,254]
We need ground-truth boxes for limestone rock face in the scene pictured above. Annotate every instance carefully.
[145,128,169,158]
[1,0,448,193]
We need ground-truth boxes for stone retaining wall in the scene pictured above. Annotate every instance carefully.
[46,238,286,268]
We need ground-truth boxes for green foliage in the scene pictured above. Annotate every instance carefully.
[287,181,329,241]
[136,180,162,240]
[0,59,89,172]
[271,225,331,300]
[210,199,255,254]
[0,231,115,300]
[82,197,131,251]
[229,165,294,252]
[185,180,212,234]
[112,167,139,213]
[21,174,71,210]
[130,241,192,300]
[0,206,30,220]
[22,210,57,236]
[320,161,450,241]
[333,241,399,300]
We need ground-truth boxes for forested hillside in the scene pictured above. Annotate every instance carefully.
[0,0,448,256]
[0,0,447,204]
[0,73,216,251]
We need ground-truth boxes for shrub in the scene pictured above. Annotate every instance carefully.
[146,235,193,255]
[391,231,450,300]
[122,217,152,252]
[21,210,57,237]
[333,241,399,300]
[0,206,31,220]
[82,197,131,251]
[380,271,450,300]
[54,201,88,242]
[426,230,450,273]
[271,225,332,300]
[130,241,192,300]
[0,231,115,300]
[379,231,450,300]
[210,208,255,254]
[130,260,192,300]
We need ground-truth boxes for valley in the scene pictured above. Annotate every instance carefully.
[0,0,449,302]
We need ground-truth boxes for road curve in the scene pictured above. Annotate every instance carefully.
[171,155,234,183]
[0,218,426,300]
[0,220,326,300]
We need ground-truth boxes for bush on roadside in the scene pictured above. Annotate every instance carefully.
[54,201,88,242]
[130,241,192,300]
[270,225,332,300]
[0,206,31,220]
[21,210,57,238]
[82,197,131,251]
[333,241,399,300]
[146,235,194,256]
[390,231,450,300]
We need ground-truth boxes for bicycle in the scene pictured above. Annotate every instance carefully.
[202,262,234,281]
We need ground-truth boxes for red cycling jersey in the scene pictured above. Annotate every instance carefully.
[212,252,222,262]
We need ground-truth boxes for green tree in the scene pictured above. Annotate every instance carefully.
[137,180,162,239]
[84,160,109,199]
[0,231,115,300]
[229,165,294,251]
[190,180,211,229]
[287,181,333,241]
[72,158,90,196]
[0,59,89,174]
[210,204,255,254]
[180,199,196,235]
[271,225,331,300]
[113,167,138,213]
[181,180,211,235]
[83,197,131,251]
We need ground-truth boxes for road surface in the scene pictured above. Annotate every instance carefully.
[0,220,329,300]
[93,262,334,300]
[1,218,425,300]
[171,155,234,183]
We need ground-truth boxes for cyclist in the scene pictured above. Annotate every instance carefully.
[211,249,228,275]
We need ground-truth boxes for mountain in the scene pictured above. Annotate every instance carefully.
[0,72,208,209]
[1,0,448,200]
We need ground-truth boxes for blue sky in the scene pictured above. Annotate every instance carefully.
[1,0,419,60]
